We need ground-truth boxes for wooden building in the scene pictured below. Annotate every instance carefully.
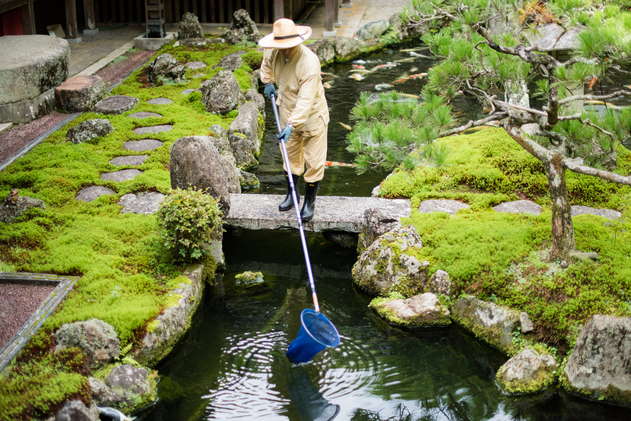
[0,0,320,37]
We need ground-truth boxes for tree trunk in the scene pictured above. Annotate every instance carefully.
[544,153,575,261]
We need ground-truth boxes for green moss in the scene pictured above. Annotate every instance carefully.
[369,296,451,327]
[242,50,263,70]
[560,371,631,406]
[234,64,254,91]
[146,320,160,333]
[496,349,557,394]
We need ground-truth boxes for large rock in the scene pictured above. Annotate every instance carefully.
[228,102,263,171]
[355,20,390,41]
[563,315,631,405]
[352,225,428,296]
[307,39,335,65]
[370,292,451,327]
[0,195,45,223]
[104,365,157,413]
[66,119,114,144]
[214,52,245,71]
[206,125,241,194]
[245,88,265,115]
[496,348,557,394]
[223,9,262,44]
[54,319,120,370]
[357,207,402,252]
[177,12,203,40]
[0,35,69,123]
[55,400,99,421]
[332,36,363,60]
[147,54,187,85]
[55,75,106,112]
[201,70,244,115]
[428,270,452,295]
[170,136,233,212]
[452,296,520,353]
[135,265,205,366]
[89,377,119,407]
[238,169,260,190]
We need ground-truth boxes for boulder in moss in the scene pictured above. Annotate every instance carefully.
[357,207,401,253]
[201,70,244,115]
[55,319,120,370]
[307,39,335,66]
[66,118,114,144]
[428,270,452,296]
[563,315,631,406]
[104,364,157,413]
[223,9,262,44]
[451,296,520,354]
[332,36,363,61]
[355,20,390,41]
[54,400,99,421]
[147,54,186,85]
[496,348,557,394]
[235,271,264,288]
[238,169,260,190]
[0,195,45,223]
[178,12,203,40]
[352,225,428,296]
[370,292,450,327]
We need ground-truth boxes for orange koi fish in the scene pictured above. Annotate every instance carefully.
[325,161,356,168]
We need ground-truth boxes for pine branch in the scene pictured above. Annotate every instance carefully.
[557,114,615,139]
[438,113,508,137]
[558,90,631,105]
[564,158,631,186]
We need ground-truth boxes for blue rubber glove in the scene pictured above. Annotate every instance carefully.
[264,83,277,100]
[277,124,294,142]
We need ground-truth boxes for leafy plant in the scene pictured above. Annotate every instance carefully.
[157,188,223,262]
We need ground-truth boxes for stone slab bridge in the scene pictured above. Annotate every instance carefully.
[225,194,411,232]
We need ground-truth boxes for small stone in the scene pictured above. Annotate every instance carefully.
[66,119,114,144]
[118,192,165,214]
[371,292,451,327]
[357,208,401,252]
[109,155,148,167]
[76,186,115,202]
[55,75,106,112]
[105,364,156,413]
[234,271,264,288]
[418,199,470,216]
[571,205,621,220]
[186,61,207,69]
[213,53,244,71]
[493,200,542,215]
[355,19,390,41]
[238,169,260,190]
[0,196,46,223]
[496,348,557,394]
[55,319,120,369]
[147,98,173,105]
[133,124,173,135]
[94,95,139,115]
[520,311,534,333]
[54,400,98,421]
[245,88,265,112]
[209,124,228,139]
[181,89,201,95]
[123,139,164,151]
[127,112,162,119]
[191,73,206,78]
[147,54,186,85]
[323,231,358,248]
[428,270,452,295]
[100,169,142,182]
[89,377,119,407]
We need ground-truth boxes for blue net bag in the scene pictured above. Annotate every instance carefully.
[286,309,340,364]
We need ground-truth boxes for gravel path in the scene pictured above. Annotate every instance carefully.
[0,283,55,349]
[359,0,414,26]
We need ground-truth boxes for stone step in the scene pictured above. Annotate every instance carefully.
[100,169,141,182]
[225,194,410,233]
[54,75,106,112]
[147,98,173,105]
[133,125,173,135]
[127,112,162,119]
[94,95,139,115]
[123,139,163,151]
[109,155,148,166]
[76,186,115,202]
[119,192,165,214]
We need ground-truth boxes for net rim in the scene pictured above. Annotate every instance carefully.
[299,308,340,348]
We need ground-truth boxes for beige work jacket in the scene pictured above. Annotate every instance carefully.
[260,44,330,132]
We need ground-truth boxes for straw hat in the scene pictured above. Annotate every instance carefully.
[258,18,312,49]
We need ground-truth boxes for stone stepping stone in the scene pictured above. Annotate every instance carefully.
[118,192,165,214]
[418,199,470,215]
[127,112,162,119]
[191,73,206,79]
[493,200,542,215]
[109,155,148,166]
[186,61,207,69]
[123,139,164,151]
[571,205,621,220]
[181,89,201,95]
[101,169,142,182]
[147,98,173,105]
[133,125,173,135]
[76,186,115,202]
[55,75,106,112]
[94,95,139,115]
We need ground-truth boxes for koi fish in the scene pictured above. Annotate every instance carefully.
[400,47,429,52]
[410,67,418,72]
[321,72,337,77]
[352,64,366,69]
[325,161,356,167]
[375,84,394,91]
[399,93,420,98]
[349,73,365,81]
[339,122,352,130]
[393,57,417,63]
[323,82,333,89]
[588,77,598,89]
[371,62,398,70]
[409,51,433,58]
[392,72,427,83]
[351,69,372,73]
[484,121,501,127]
[352,59,367,65]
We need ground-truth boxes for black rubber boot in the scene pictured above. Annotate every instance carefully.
[279,171,300,212]
[300,181,320,222]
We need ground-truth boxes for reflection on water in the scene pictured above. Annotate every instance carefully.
[144,230,631,421]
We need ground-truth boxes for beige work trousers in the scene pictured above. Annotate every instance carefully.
[281,122,328,183]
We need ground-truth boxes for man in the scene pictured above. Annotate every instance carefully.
[259,18,329,222]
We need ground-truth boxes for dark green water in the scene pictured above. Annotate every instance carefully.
[142,43,631,420]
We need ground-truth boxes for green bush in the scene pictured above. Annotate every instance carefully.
[157,188,223,262]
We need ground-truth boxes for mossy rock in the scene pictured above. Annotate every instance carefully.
[370,293,451,327]
[235,271,265,288]
[496,348,557,394]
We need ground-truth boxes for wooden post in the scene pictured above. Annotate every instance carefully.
[334,0,339,26]
[274,0,283,21]
[83,0,97,30]
[324,0,334,32]
[342,0,351,4]
[201,0,207,22]
[21,0,36,35]
[65,0,80,39]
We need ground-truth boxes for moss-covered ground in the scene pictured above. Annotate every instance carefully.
[377,128,631,355]
[0,38,260,420]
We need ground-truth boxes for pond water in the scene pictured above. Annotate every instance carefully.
[142,43,631,420]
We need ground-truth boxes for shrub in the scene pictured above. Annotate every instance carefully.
[157,188,222,262]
